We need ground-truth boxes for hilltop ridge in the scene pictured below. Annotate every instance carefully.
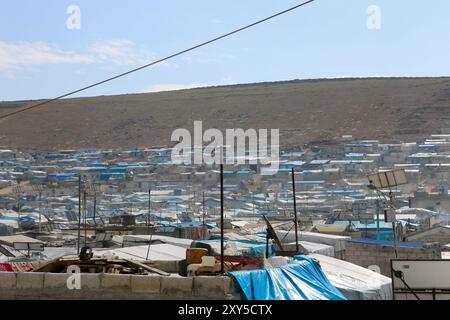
[1,77,450,150]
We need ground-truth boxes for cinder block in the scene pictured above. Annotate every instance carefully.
[367,253,377,259]
[0,272,16,289]
[16,272,44,289]
[81,274,101,289]
[152,261,179,273]
[44,273,70,288]
[161,276,193,297]
[101,274,131,290]
[193,276,231,298]
[131,275,161,293]
[363,251,373,257]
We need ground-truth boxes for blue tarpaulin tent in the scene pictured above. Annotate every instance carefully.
[229,256,346,300]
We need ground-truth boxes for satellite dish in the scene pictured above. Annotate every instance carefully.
[263,215,283,250]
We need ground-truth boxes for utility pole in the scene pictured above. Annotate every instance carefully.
[291,168,299,253]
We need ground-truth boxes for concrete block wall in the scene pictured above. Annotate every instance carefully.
[0,272,241,300]
[344,242,441,276]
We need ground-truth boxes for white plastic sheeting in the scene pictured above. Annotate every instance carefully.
[280,241,335,257]
[94,243,186,261]
[300,241,335,257]
[277,230,350,252]
[309,253,392,300]
[122,235,193,248]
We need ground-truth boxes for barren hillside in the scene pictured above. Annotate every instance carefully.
[1,77,450,150]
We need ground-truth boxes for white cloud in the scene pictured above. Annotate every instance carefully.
[142,83,210,93]
[0,40,159,72]
[0,41,93,71]
[87,40,156,65]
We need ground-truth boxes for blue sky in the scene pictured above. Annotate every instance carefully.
[1,0,450,101]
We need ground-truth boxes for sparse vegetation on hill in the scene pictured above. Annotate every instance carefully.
[1,77,450,150]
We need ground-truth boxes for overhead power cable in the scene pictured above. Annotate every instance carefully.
[0,0,315,121]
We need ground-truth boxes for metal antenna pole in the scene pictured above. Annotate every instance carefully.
[146,188,153,261]
[84,190,87,247]
[77,175,82,254]
[38,191,42,233]
[389,191,399,258]
[16,190,21,231]
[202,191,206,226]
[220,162,225,274]
[148,188,151,224]
[376,198,380,240]
[291,168,299,252]
[93,192,97,226]
[368,169,407,259]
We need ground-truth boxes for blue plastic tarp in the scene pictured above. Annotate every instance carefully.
[229,256,346,300]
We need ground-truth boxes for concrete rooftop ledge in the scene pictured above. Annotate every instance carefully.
[0,272,241,300]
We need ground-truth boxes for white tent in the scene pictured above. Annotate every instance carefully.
[309,253,392,300]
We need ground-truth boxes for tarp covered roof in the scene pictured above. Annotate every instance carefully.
[229,256,346,300]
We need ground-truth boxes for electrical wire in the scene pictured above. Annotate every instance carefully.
[0,0,316,121]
